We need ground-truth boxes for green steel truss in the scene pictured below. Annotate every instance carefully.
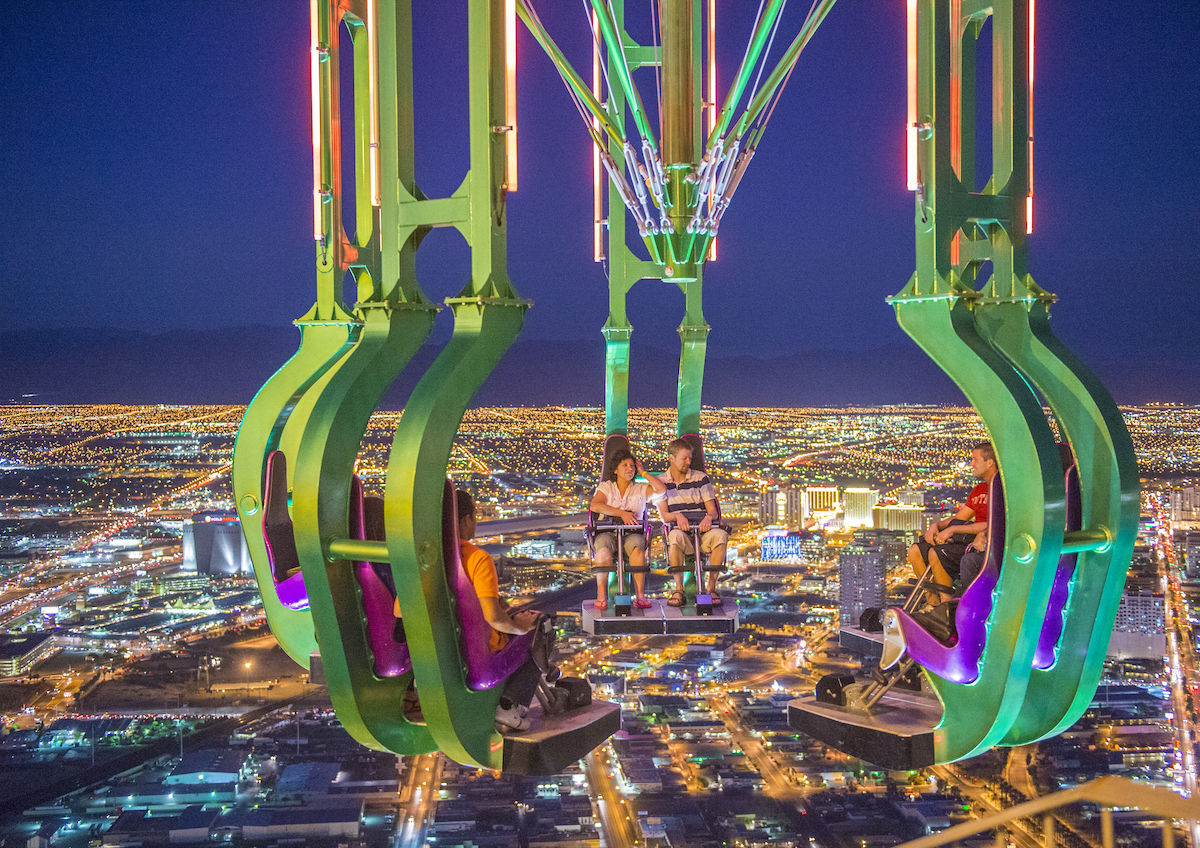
[891,0,1138,763]
[520,0,834,438]
[234,0,526,768]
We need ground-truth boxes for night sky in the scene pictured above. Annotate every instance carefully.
[3,2,1197,402]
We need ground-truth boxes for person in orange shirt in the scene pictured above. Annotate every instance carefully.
[456,490,544,733]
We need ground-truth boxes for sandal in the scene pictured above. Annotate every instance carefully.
[667,590,686,608]
[593,599,607,611]
[633,597,653,609]
[710,595,723,607]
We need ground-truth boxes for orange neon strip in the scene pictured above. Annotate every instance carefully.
[592,8,603,262]
[505,0,518,191]
[906,0,918,190]
[310,0,324,239]
[1026,194,1033,235]
[367,0,380,206]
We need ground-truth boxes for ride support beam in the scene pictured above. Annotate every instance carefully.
[383,0,529,771]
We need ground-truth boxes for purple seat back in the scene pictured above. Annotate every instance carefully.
[261,451,309,610]
[1032,457,1082,669]
[442,481,534,690]
[893,474,1004,684]
[350,479,411,678]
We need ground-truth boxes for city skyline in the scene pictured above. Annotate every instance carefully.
[0,403,1196,844]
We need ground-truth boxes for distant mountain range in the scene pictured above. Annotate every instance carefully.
[2,327,1194,406]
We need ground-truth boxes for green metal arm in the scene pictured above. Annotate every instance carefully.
[588,0,658,153]
[515,0,626,146]
[726,0,837,147]
[707,0,787,145]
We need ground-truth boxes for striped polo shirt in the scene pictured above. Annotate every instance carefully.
[657,468,717,522]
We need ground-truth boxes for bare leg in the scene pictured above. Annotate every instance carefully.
[629,548,647,600]
[705,543,727,593]
[928,551,954,604]
[593,549,612,605]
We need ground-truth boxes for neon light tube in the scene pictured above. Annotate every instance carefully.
[592,8,603,261]
[310,0,324,240]
[906,0,918,190]
[505,0,518,191]
[368,0,380,206]
[708,0,717,260]
[1027,0,1035,233]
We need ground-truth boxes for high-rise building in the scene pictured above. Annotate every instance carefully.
[182,512,252,576]
[843,488,878,529]
[851,528,910,571]
[1180,530,1200,580]
[1107,586,1166,660]
[838,542,885,627]
[758,488,805,528]
[805,486,839,515]
[872,502,926,532]
[1172,486,1200,528]
[897,488,926,507]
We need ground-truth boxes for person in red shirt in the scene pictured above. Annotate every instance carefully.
[907,441,997,604]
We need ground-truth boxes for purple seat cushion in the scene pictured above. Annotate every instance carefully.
[262,450,310,611]
[350,480,410,678]
[893,474,1005,685]
[442,481,533,691]
[1033,463,1082,669]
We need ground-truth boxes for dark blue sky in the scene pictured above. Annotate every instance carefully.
[3,2,1197,386]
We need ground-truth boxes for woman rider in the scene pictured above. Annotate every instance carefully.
[589,448,666,610]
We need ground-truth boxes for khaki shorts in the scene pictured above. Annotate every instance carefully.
[594,531,647,558]
[666,526,728,559]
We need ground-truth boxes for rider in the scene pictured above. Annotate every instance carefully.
[657,438,728,607]
[907,441,997,604]
[589,448,667,610]
[456,490,543,734]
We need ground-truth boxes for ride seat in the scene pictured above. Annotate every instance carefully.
[1032,444,1083,669]
[350,478,411,678]
[262,450,310,610]
[884,474,1005,685]
[442,480,535,690]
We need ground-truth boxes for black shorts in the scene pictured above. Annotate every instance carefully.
[915,518,973,580]
[917,539,969,579]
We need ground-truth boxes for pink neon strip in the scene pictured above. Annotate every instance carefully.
[906,0,918,190]
[310,0,324,240]
[505,0,518,191]
[592,8,603,262]
[368,0,380,206]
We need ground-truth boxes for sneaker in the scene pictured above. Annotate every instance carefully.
[494,700,530,734]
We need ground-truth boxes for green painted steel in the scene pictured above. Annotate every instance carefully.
[522,1,835,439]
[377,0,530,770]
[235,0,532,765]
[895,0,1135,763]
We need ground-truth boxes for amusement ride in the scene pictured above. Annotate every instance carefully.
[232,0,1139,775]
